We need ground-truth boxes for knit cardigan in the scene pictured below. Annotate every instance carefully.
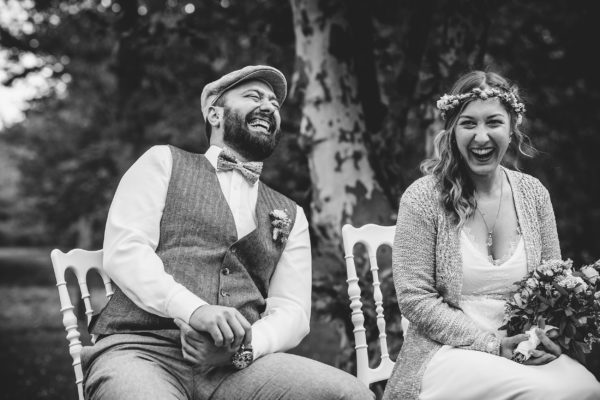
[382,168,561,400]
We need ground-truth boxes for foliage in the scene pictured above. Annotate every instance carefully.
[501,259,600,365]
[0,0,300,247]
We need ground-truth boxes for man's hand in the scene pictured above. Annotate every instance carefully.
[174,318,238,374]
[188,305,252,348]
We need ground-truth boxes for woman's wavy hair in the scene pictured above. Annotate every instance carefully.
[420,70,535,228]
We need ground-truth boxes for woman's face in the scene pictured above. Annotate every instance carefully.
[454,98,511,179]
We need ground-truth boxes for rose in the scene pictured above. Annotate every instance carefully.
[519,287,534,300]
[556,275,587,293]
[581,266,600,285]
[526,277,539,289]
[536,264,555,278]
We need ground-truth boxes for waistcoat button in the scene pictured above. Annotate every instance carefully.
[220,289,228,297]
[222,268,230,275]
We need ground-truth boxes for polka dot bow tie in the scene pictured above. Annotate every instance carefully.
[216,149,263,184]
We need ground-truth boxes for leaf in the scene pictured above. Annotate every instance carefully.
[565,307,574,317]
[571,341,588,366]
[565,323,577,338]
[514,294,523,307]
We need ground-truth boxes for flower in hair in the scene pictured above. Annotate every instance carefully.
[436,88,525,122]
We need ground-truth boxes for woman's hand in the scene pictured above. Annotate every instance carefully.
[524,328,562,365]
[500,329,561,366]
[500,334,529,360]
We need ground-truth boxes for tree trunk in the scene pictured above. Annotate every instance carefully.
[291,0,394,254]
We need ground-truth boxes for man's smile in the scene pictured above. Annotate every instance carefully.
[246,115,275,135]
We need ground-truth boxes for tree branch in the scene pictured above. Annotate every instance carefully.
[2,66,44,86]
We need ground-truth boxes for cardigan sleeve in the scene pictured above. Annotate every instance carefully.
[537,184,562,261]
[392,181,500,355]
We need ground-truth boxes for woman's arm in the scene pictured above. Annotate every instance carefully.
[393,184,500,354]
[537,184,561,261]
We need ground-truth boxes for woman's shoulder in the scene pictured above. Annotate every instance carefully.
[400,175,440,210]
[504,168,550,199]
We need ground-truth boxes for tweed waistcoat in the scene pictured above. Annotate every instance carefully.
[91,146,297,335]
[382,168,561,400]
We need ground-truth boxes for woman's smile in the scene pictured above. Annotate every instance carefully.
[469,146,496,162]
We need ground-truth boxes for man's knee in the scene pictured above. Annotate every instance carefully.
[84,350,187,400]
[253,353,374,400]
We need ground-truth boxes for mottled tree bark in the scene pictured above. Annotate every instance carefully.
[290,0,395,368]
[290,0,394,258]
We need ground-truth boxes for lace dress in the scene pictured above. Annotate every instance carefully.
[418,231,600,400]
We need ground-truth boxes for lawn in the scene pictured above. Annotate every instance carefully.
[0,247,78,400]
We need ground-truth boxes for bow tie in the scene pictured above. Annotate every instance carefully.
[216,149,263,184]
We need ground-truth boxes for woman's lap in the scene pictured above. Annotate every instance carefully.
[420,345,600,400]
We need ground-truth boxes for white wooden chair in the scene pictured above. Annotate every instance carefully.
[341,224,409,387]
[50,249,113,400]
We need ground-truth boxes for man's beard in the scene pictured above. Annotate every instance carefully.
[222,106,281,161]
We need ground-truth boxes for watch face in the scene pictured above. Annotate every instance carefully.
[232,348,253,370]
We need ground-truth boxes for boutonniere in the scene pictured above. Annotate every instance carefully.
[269,209,291,245]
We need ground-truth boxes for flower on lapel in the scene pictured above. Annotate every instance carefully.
[269,209,291,245]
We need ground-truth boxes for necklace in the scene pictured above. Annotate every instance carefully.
[475,175,504,250]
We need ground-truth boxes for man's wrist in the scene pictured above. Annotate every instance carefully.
[231,344,254,370]
[168,290,207,324]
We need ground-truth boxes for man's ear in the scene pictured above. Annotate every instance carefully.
[207,106,224,129]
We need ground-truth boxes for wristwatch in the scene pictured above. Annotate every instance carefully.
[231,344,254,370]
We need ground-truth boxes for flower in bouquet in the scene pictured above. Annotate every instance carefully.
[500,259,600,365]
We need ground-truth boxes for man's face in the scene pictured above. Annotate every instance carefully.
[220,80,282,161]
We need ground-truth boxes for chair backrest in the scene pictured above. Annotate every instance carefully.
[341,223,409,387]
[50,249,113,400]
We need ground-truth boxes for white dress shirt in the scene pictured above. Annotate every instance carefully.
[102,145,311,359]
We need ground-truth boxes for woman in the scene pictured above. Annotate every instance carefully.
[383,71,600,400]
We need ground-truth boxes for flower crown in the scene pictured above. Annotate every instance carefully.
[436,87,525,123]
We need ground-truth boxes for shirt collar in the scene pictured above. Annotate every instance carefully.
[205,145,222,170]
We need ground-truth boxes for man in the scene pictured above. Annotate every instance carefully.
[82,65,374,400]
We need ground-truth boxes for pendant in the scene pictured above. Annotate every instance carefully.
[487,232,493,248]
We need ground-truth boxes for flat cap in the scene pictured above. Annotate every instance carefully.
[201,65,287,120]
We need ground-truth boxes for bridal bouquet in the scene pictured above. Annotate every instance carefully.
[500,259,600,364]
